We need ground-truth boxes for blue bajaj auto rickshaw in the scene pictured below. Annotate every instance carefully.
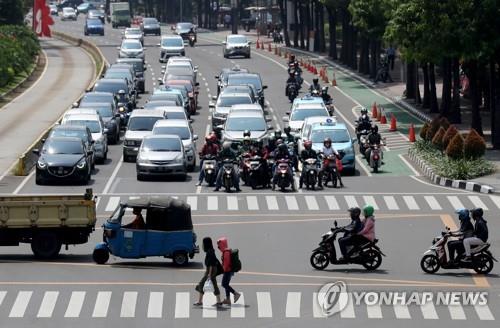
[93,196,199,265]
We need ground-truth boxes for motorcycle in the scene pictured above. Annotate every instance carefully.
[202,155,217,186]
[221,159,237,192]
[324,99,335,115]
[239,152,252,185]
[302,158,319,190]
[320,154,339,188]
[248,155,269,189]
[310,220,385,270]
[358,130,370,154]
[368,144,383,173]
[288,64,303,88]
[188,34,196,47]
[275,159,295,191]
[286,83,298,102]
[420,229,496,274]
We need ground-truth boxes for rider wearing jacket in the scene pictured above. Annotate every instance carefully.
[318,138,343,188]
[196,134,220,186]
[463,208,489,260]
[338,207,364,260]
[448,209,474,263]
[365,124,383,163]
[309,78,321,93]
[214,142,241,192]
[285,72,298,96]
[299,140,318,188]
[272,143,294,190]
[356,108,372,140]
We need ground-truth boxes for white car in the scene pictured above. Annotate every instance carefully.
[61,7,77,21]
[283,103,330,135]
[223,34,251,58]
[230,103,264,115]
[63,114,108,163]
[118,39,145,62]
[209,92,253,128]
[61,108,99,124]
[158,36,185,63]
[123,27,144,45]
[151,119,198,171]
[49,5,58,15]
[166,56,198,71]
[136,135,187,180]
[222,110,270,143]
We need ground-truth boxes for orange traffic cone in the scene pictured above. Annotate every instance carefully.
[314,66,318,75]
[331,71,337,86]
[409,124,416,142]
[377,107,382,121]
[371,102,378,119]
[324,73,329,84]
[274,45,278,55]
[256,40,260,49]
[389,114,397,131]
[380,110,387,124]
[268,43,272,52]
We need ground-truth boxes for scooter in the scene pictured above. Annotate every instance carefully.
[310,220,385,270]
[302,158,319,190]
[275,159,295,192]
[202,155,217,186]
[420,229,496,274]
[188,34,196,47]
[358,130,369,154]
[248,155,269,189]
[287,83,298,102]
[239,152,252,185]
[222,159,236,192]
[368,144,383,173]
[321,154,339,188]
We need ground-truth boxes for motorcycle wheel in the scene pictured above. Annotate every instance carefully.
[473,254,494,274]
[362,249,382,270]
[310,251,329,270]
[251,178,257,190]
[373,165,379,173]
[420,254,440,274]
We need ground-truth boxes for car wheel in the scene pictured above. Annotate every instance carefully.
[103,150,108,160]
[31,232,61,259]
[173,251,188,266]
[93,248,109,264]
[137,173,143,181]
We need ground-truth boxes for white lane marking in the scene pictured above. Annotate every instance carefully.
[285,292,301,318]
[230,292,245,318]
[206,88,210,92]
[447,196,464,209]
[207,196,218,210]
[403,195,419,210]
[398,154,420,176]
[356,155,373,176]
[383,196,399,210]
[448,304,466,320]
[424,196,442,210]
[12,170,35,195]
[305,195,319,210]
[9,291,32,317]
[147,292,163,318]
[0,291,6,307]
[246,196,259,210]
[37,291,59,318]
[324,196,340,210]
[120,291,138,318]
[363,196,379,210]
[204,82,209,87]
[366,303,383,318]
[186,196,198,211]
[102,156,124,194]
[344,195,358,208]
[175,292,189,318]
[420,301,439,319]
[489,195,500,209]
[285,195,299,210]
[105,196,120,212]
[312,292,327,318]
[393,304,411,319]
[257,292,272,318]
[474,303,495,320]
[92,291,112,318]
[64,291,85,318]
[468,196,488,210]
[227,196,238,210]
[202,293,217,318]
[340,293,356,318]
[265,195,279,210]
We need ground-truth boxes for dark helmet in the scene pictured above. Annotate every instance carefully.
[274,129,282,138]
[268,135,275,143]
[289,71,295,77]
[231,142,239,150]
[290,54,296,61]
[243,136,251,144]
[360,107,368,115]
[472,208,483,219]
[304,140,312,149]
[278,143,288,152]
[202,237,214,252]
[456,208,470,221]
[284,126,291,134]
[243,129,251,137]
[313,78,319,84]
[255,139,263,148]
[323,137,332,146]
[348,207,361,218]
[371,124,379,133]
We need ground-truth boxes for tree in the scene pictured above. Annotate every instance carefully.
[0,0,26,25]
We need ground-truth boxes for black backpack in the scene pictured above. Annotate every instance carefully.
[230,249,242,272]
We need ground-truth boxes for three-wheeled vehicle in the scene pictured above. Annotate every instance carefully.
[93,196,199,265]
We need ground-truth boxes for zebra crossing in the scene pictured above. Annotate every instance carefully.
[97,193,500,214]
[0,290,495,320]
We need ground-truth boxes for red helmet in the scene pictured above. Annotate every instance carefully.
[304,140,312,149]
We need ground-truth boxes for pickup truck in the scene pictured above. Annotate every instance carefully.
[0,189,96,258]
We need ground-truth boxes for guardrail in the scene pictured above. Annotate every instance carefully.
[13,32,108,176]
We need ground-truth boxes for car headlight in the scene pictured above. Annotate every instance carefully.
[37,160,47,169]
[76,159,87,169]
[175,156,184,164]
[137,156,149,164]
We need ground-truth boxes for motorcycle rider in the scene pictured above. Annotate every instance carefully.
[356,108,372,141]
[357,205,376,244]
[309,78,321,93]
[365,124,384,163]
[318,138,344,188]
[196,134,220,186]
[288,54,299,68]
[463,208,489,261]
[299,140,318,189]
[267,135,277,153]
[274,129,283,140]
[283,126,295,144]
[285,72,298,97]
[447,209,474,263]
[214,141,241,192]
[272,143,294,191]
[239,132,254,155]
[321,86,332,103]
[338,207,364,261]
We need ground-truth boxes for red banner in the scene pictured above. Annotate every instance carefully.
[33,0,54,37]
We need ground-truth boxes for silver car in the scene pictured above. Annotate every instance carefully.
[222,110,271,143]
[223,35,251,58]
[117,39,145,62]
[136,135,187,180]
[123,27,144,45]
[158,36,185,62]
[209,92,253,128]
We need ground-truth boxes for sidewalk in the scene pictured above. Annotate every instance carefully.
[0,38,94,178]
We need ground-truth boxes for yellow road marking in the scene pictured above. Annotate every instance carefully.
[440,214,490,288]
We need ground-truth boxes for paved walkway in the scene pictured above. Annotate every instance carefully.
[0,38,94,177]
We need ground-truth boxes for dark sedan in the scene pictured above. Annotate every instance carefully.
[84,18,104,36]
[79,102,121,144]
[141,17,161,36]
[93,78,135,111]
[226,73,268,108]
[34,137,93,185]
[115,58,146,94]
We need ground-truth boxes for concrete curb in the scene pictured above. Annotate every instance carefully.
[0,54,42,106]
[13,32,107,176]
[408,148,494,194]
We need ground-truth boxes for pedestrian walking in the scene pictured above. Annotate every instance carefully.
[224,14,231,29]
[194,237,222,306]
[386,45,396,71]
[217,237,241,305]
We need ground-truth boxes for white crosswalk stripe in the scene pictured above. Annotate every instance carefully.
[202,293,217,318]
[246,196,259,210]
[344,195,358,208]
[257,292,272,318]
[92,291,111,318]
[366,303,383,318]
[448,304,466,320]
[64,292,85,318]
[120,292,138,318]
[468,196,488,210]
[383,196,399,210]
[9,291,32,318]
[489,195,500,209]
[147,292,163,318]
[266,196,279,210]
[285,292,301,318]
[340,293,356,318]
[207,196,218,211]
[324,195,339,210]
[424,196,442,210]
[37,291,59,318]
[305,196,319,210]
[230,293,245,318]
[420,301,439,319]
[363,196,379,210]
[105,196,120,212]
[285,196,299,210]
[174,292,189,318]
[186,196,198,211]
[0,291,6,307]
[393,304,411,319]
[403,196,419,210]
[227,196,238,210]
[447,196,464,210]
[474,303,495,320]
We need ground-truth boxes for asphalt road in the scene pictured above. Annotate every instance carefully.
[0,18,499,328]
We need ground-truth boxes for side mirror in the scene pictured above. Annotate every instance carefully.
[282,116,289,122]
[41,138,46,143]
[143,47,147,50]
[157,78,163,85]
[72,102,79,108]
[87,150,94,156]
[91,140,95,144]
[189,119,193,124]
[143,66,147,71]
[285,111,290,115]
[209,102,215,108]
[248,41,253,45]
[195,91,199,95]
[215,125,224,130]
[352,138,357,144]
[161,70,165,75]
[212,96,217,100]
[193,134,198,140]
[214,75,219,79]
[194,65,199,70]
[32,149,40,156]
[265,118,272,122]
[116,46,120,50]
[161,65,166,70]
[103,128,109,134]
[262,85,268,90]
[222,41,226,45]
[156,43,161,47]
[115,113,121,118]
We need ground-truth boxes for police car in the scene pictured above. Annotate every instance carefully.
[297,117,356,174]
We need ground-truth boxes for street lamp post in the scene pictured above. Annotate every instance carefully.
[231,0,238,34]
[180,0,183,21]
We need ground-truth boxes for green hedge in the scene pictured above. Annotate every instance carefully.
[0,25,39,88]
[412,140,495,180]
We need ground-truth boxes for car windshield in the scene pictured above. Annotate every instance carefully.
[218,96,252,107]
[167,81,193,91]
[88,10,101,15]
[164,112,186,119]
[166,66,192,76]
[291,108,328,121]
[228,36,247,43]
[82,93,113,103]
[122,42,142,50]
[176,23,192,30]
[226,117,266,131]
[145,100,179,108]
[311,129,350,143]
[63,8,74,13]
[105,71,130,81]
[151,94,180,102]
[92,106,113,118]
[65,120,101,133]
[228,75,262,91]
[153,126,190,139]
[87,19,101,25]
[118,61,142,72]
[167,86,187,97]
[162,38,183,47]
[128,117,162,131]
[144,18,158,24]
[44,140,83,154]
[94,82,128,94]
[126,29,142,35]
[50,129,87,142]
[143,138,181,151]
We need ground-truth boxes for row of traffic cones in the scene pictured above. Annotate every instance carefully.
[370,102,416,141]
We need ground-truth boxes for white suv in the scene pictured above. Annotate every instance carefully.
[158,36,185,62]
